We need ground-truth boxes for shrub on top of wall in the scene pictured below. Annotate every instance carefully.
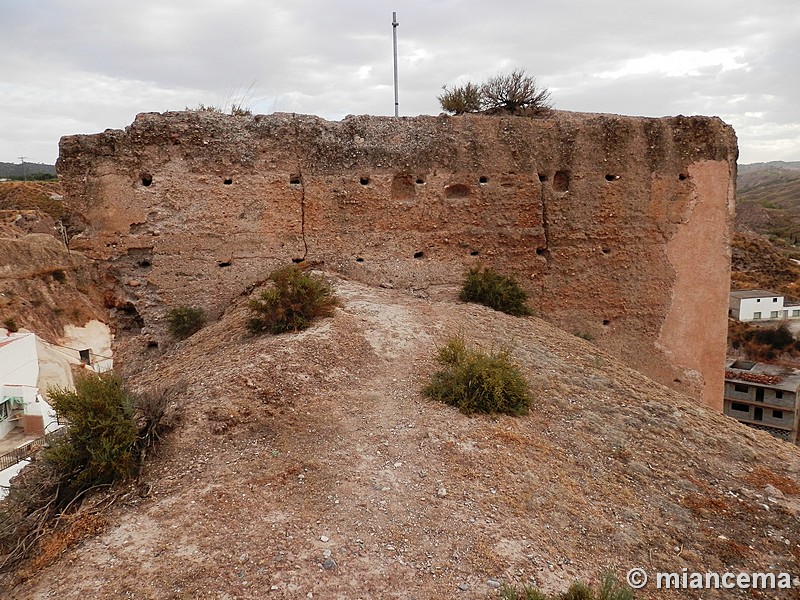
[460,266,533,316]
[247,265,339,335]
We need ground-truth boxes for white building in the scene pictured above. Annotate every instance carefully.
[0,325,114,498]
[0,333,58,439]
[729,289,800,322]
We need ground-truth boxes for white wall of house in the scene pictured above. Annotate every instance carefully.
[0,334,39,439]
[733,295,784,321]
[0,334,39,386]
[0,325,112,443]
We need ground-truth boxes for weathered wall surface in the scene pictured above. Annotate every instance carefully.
[57,110,736,409]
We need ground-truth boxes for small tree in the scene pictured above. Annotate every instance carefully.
[438,82,483,114]
[45,373,138,496]
[167,306,207,339]
[482,69,552,113]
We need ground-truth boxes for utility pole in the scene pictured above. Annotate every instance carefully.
[392,12,399,117]
[18,157,27,181]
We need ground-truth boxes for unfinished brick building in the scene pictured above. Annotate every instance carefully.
[57,110,737,410]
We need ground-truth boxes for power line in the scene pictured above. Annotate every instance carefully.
[392,12,399,117]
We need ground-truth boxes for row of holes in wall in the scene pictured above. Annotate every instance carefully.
[218,252,618,330]
[140,171,689,189]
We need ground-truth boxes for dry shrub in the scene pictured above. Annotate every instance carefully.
[0,460,62,572]
[482,69,552,113]
[17,511,107,580]
[0,374,180,573]
[247,265,339,334]
[438,68,552,115]
[135,381,183,459]
[423,335,532,416]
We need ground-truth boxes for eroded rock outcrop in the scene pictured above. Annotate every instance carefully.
[57,110,737,409]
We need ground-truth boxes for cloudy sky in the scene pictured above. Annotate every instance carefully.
[1,0,798,166]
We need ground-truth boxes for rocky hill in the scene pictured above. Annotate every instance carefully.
[0,183,121,341]
[3,273,799,599]
[730,229,800,298]
[736,162,800,246]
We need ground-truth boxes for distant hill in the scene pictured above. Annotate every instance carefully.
[736,161,800,245]
[0,161,56,178]
[739,160,800,173]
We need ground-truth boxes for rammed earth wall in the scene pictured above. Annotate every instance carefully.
[57,110,737,409]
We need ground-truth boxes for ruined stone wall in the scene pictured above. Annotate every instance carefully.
[57,110,737,410]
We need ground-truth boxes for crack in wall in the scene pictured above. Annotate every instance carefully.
[292,114,309,261]
[539,178,552,266]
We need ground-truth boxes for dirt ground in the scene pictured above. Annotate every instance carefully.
[3,274,800,599]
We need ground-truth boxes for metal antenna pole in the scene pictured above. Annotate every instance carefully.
[18,157,27,181]
[392,12,399,117]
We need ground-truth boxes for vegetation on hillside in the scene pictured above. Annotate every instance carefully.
[439,69,552,115]
[0,181,65,221]
[0,162,56,179]
[736,163,800,247]
[460,265,533,316]
[247,265,339,334]
[728,321,800,362]
[730,231,800,298]
[423,334,532,416]
[501,570,634,600]
[0,373,179,572]
[167,306,207,339]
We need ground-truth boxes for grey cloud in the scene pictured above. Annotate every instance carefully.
[1,0,798,163]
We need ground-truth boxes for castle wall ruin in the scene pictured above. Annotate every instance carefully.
[57,110,737,410]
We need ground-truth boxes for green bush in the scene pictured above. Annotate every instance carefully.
[460,266,532,316]
[501,571,633,600]
[437,82,483,114]
[501,583,549,600]
[247,265,339,334]
[2,317,18,332]
[167,306,207,339]
[45,373,139,496]
[423,335,531,416]
[0,373,178,571]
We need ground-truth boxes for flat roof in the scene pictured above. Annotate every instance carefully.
[730,289,781,299]
[725,358,800,392]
